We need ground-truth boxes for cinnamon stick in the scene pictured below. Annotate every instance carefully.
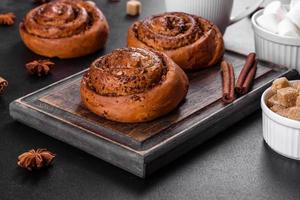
[236,53,257,95]
[221,60,235,104]
[240,60,257,94]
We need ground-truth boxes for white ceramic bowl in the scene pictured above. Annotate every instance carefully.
[261,81,300,160]
[252,9,300,70]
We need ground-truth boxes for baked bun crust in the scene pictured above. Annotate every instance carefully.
[80,48,189,123]
[19,0,109,59]
[127,12,224,71]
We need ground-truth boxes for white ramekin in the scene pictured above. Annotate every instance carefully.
[261,81,300,160]
[252,9,300,70]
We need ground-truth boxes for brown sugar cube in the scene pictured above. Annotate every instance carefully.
[271,105,290,117]
[267,94,280,107]
[127,0,141,16]
[270,104,286,112]
[271,77,290,93]
[291,81,300,92]
[277,87,298,107]
[287,107,300,121]
[296,96,300,107]
[268,90,276,98]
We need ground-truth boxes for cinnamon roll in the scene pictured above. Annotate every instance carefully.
[127,12,224,71]
[80,48,189,123]
[19,0,109,58]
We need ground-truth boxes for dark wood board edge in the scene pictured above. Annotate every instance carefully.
[32,100,143,149]
[146,91,262,176]
[19,70,87,103]
[10,66,298,153]
[9,69,298,178]
[9,100,146,178]
[145,69,299,176]
[12,69,147,150]
[143,69,298,162]
[13,63,289,151]
[11,67,291,152]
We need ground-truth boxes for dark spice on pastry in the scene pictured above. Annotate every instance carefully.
[80,48,189,123]
[127,12,224,70]
[19,0,109,58]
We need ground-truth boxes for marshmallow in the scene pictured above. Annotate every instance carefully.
[86,1,96,6]
[290,0,300,9]
[264,1,287,21]
[127,0,141,16]
[278,18,300,37]
[257,14,280,33]
[287,2,300,28]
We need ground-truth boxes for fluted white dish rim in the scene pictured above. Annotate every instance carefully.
[267,144,300,160]
[252,9,300,46]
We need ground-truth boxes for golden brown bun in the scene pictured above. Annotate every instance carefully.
[80,48,189,123]
[19,0,109,59]
[127,12,224,71]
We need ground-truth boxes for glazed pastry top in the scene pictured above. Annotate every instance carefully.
[86,48,168,97]
[132,12,213,50]
[23,0,103,39]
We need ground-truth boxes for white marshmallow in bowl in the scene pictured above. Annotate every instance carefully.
[264,1,287,21]
[290,0,300,9]
[252,6,300,70]
[278,18,300,37]
[287,3,300,29]
[257,14,280,33]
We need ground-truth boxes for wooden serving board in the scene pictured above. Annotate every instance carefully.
[9,52,298,178]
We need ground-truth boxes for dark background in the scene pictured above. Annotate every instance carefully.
[1,0,300,199]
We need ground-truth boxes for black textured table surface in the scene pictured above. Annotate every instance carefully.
[1,0,300,200]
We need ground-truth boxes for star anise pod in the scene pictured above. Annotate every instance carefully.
[17,149,56,171]
[26,60,55,77]
[0,12,16,25]
[0,77,8,95]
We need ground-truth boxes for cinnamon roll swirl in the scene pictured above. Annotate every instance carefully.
[80,48,189,123]
[19,0,109,58]
[127,12,224,70]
